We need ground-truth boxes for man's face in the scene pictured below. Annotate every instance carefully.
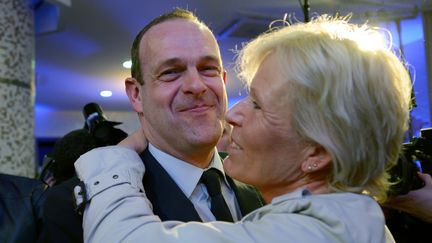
[138,19,227,162]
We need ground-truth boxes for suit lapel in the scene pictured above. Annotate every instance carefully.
[219,153,265,217]
[140,149,202,222]
[226,176,265,217]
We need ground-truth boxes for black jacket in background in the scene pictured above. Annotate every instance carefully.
[38,177,81,243]
[0,173,47,243]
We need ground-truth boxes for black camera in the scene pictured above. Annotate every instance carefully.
[388,128,432,196]
[83,102,128,146]
[39,103,128,186]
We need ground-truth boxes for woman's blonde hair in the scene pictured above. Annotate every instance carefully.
[237,15,412,202]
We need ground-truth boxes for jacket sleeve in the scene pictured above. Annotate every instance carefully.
[76,146,385,243]
[75,146,261,243]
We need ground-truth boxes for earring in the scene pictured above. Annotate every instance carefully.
[307,163,318,171]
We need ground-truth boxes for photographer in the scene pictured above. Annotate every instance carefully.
[39,103,127,186]
[382,172,432,243]
[40,129,99,186]
[38,103,127,242]
[383,126,432,243]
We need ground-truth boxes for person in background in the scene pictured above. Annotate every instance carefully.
[386,172,432,223]
[0,173,46,243]
[40,129,99,186]
[38,102,127,187]
[38,129,101,243]
[75,14,411,242]
[384,172,432,243]
[38,103,127,243]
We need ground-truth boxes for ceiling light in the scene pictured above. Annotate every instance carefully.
[122,60,132,69]
[100,90,112,97]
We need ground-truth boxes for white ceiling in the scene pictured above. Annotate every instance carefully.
[34,0,432,112]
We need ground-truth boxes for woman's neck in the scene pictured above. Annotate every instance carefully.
[260,176,330,204]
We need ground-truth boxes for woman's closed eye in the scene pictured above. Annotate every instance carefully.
[246,96,261,110]
[252,100,261,109]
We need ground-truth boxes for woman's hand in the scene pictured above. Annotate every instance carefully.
[118,128,148,154]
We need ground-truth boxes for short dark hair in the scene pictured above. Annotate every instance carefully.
[131,8,204,85]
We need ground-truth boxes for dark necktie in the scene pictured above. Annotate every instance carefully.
[200,168,234,222]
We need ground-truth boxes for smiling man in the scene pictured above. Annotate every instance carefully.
[126,12,227,168]
[121,8,263,224]
[40,9,263,243]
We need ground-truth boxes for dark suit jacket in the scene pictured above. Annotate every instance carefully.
[0,173,47,243]
[39,149,264,242]
[38,177,82,243]
[141,148,264,221]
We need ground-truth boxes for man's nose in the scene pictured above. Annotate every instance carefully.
[181,69,207,96]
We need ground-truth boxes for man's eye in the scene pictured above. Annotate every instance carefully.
[160,69,179,76]
[201,66,221,77]
[157,69,181,81]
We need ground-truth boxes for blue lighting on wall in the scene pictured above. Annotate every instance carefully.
[35,103,57,113]
[42,29,101,57]
[400,14,431,136]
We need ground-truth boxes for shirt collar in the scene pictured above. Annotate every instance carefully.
[148,144,230,198]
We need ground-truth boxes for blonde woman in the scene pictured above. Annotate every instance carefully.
[75,15,411,243]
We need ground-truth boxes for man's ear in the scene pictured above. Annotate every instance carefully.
[222,70,227,85]
[301,145,332,173]
[125,77,143,113]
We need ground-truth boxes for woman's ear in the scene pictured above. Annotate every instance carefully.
[301,145,332,173]
[125,77,143,113]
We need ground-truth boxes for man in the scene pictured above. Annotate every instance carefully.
[41,8,263,242]
[123,8,263,222]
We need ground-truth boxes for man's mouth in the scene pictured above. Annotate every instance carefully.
[179,104,213,113]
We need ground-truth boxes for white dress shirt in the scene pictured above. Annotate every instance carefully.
[148,144,240,221]
[75,146,395,243]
